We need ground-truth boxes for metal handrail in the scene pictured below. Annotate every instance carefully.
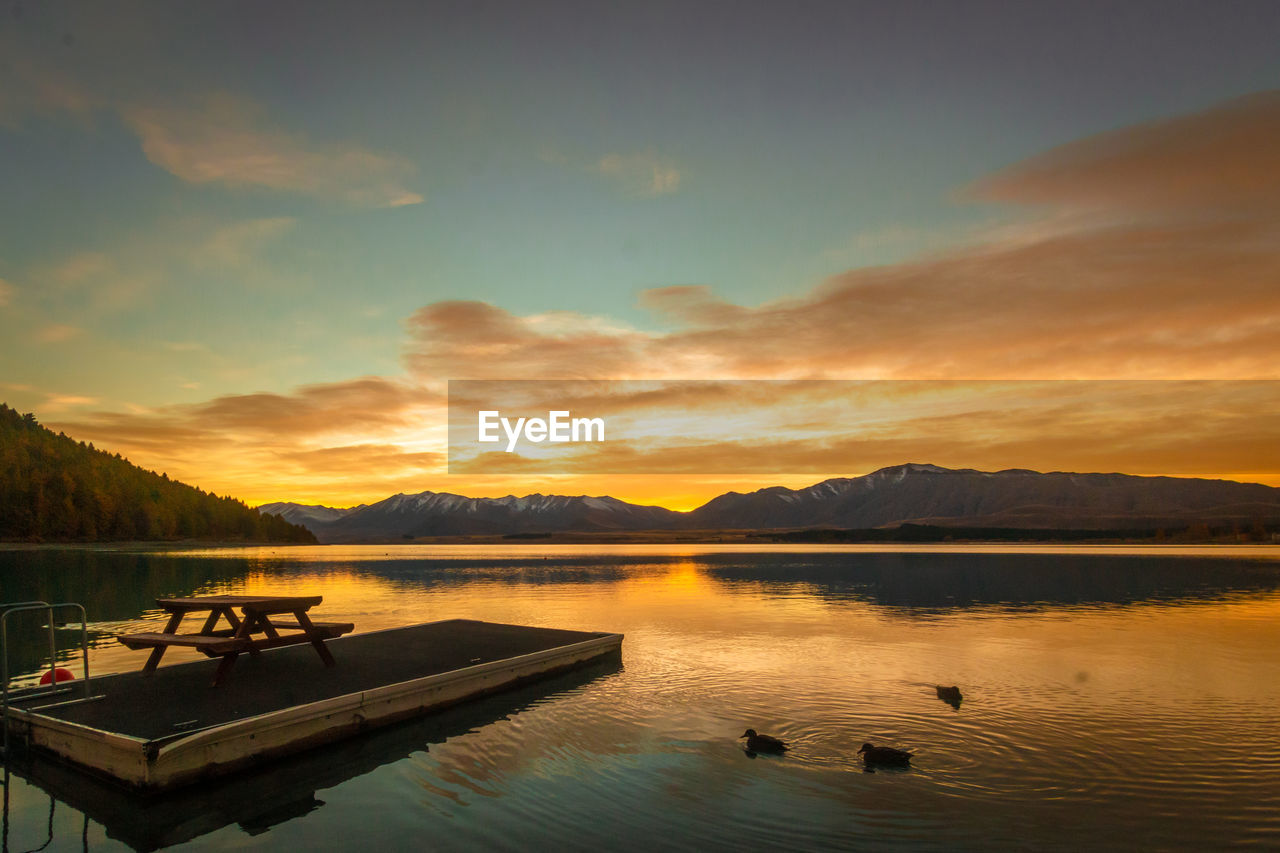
[1,602,92,757]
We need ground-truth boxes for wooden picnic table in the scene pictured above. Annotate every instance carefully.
[117,595,354,686]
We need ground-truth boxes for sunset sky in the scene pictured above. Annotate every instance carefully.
[2,1,1279,509]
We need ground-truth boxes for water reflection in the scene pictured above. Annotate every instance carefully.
[0,549,255,619]
[0,550,257,680]
[700,551,1280,610]
[1,546,1278,851]
[3,656,621,851]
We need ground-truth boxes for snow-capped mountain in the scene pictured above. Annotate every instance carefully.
[684,463,1280,530]
[260,463,1280,541]
[261,491,681,542]
[256,502,361,527]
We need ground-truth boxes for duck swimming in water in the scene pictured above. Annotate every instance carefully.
[857,742,912,765]
[741,729,789,753]
[936,685,963,709]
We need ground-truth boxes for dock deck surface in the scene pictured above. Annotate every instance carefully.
[8,656,622,850]
[28,619,610,741]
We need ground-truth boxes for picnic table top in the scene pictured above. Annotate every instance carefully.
[155,594,324,613]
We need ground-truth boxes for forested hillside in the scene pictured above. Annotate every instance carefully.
[0,404,316,543]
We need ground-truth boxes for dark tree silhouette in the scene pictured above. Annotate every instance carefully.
[0,403,316,543]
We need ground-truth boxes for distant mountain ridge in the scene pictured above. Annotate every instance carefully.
[259,491,680,542]
[261,463,1280,543]
[257,502,362,526]
[684,463,1280,530]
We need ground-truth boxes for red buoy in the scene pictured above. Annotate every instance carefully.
[39,667,75,685]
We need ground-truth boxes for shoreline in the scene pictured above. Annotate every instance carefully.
[2,531,1276,550]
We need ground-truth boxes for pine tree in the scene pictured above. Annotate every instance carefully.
[0,403,316,543]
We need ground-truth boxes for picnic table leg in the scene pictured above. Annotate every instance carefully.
[143,610,185,675]
[232,611,262,658]
[209,610,261,685]
[294,610,337,667]
[212,652,238,687]
[257,613,281,640]
[242,613,264,657]
[198,609,222,635]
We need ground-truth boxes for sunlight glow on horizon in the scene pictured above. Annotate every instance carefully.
[5,5,1279,512]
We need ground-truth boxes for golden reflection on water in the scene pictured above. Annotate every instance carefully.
[4,545,1280,850]
[149,542,1280,560]
[76,546,1280,712]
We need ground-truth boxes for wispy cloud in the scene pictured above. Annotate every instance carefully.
[33,92,1280,505]
[590,149,682,197]
[24,214,301,318]
[1,31,424,210]
[40,250,152,313]
[0,51,97,127]
[444,379,1280,480]
[821,222,977,263]
[972,91,1280,214]
[48,377,445,505]
[403,301,653,380]
[37,324,82,343]
[163,341,210,353]
[0,278,13,307]
[121,94,424,207]
[50,253,112,285]
[413,93,1280,382]
[273,444,444,478]
[195,217,297,268]
[42,394,100,411]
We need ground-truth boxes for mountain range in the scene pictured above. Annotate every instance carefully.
[259,463,1280,543]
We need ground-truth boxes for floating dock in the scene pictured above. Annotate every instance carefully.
[6,657,622,851]
[2,619,622,791]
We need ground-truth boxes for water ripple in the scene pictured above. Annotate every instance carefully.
[4,547,1280,851]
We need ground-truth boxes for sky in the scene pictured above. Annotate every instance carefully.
[2,0,1279,509]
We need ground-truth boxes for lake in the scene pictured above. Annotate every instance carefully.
[2,544,1279,851]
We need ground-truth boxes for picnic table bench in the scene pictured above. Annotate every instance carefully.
[117,595,354,686]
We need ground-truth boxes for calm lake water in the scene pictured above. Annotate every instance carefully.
[2,544,1279,851]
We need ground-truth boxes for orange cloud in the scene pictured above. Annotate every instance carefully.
[444,380,1280,480]
[0,33,423,210]
[122,94,424,207]
[36,324,82,343]
[46,377,443,505]
[415,94,1280,382]
[972,91,1280,213]
[404,301,652,379]
[56,377,439,445]
[669,216,1280,379]
[41,394,100,411]
[37,92,1280,506]
[409,216,1280,382]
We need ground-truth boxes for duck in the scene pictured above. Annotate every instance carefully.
[936,685,963,709]
[857,742,912,765]
[740,729,789,753]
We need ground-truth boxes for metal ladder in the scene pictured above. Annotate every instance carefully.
[1,602,92,758]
